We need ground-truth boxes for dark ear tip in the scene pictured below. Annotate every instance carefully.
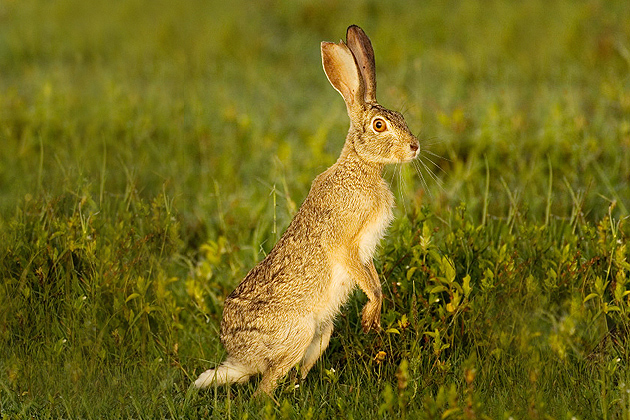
[346,25,363,38]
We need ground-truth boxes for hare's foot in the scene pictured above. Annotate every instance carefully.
[361,299,382,333]
[300,322,333,379]
[253,361,295,398]
[252,323,316,398]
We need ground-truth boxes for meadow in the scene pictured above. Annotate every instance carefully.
[1,0,630,418]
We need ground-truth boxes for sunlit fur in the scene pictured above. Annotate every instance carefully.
[194,25,419,398]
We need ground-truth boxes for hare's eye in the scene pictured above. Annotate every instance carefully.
[372,118,387,133]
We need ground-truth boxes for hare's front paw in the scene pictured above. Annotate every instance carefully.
[361,300,382,333]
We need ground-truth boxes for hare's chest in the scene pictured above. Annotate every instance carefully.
[357,190,394,264]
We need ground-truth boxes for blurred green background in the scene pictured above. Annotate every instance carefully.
[2,0,629,228]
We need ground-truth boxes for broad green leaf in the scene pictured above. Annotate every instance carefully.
[583,293,599,303]
[463,274,472,297]
[430,285,448,294]
[125,293,141,303]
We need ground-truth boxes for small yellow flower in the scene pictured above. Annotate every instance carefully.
[374,351,387,363]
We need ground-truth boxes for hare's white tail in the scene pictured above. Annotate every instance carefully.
[194,359,253,388]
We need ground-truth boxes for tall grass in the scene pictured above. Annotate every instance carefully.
[1,0,629,418]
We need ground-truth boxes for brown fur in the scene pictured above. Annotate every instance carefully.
[194,25,419,397]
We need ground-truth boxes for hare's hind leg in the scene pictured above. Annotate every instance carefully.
[300,321,333,379]
[253,360,294,398]
[252,320,316,397]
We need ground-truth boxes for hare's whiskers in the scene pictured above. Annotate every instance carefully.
[412,159,433,199]
[389,163,399,187]
[398,165,409,214]
[421,154,448,175]
[418,158,445,191]
[423,149,451,163]
[418,136,442,147]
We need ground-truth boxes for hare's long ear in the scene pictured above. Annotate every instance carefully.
[346,25,376,103]
[321,41,365,111]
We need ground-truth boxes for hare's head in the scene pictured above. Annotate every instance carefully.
[322,25,419,165]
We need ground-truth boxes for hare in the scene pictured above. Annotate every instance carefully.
[194,25,419,396]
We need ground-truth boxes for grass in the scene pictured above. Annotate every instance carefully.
[1,0,630,418]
